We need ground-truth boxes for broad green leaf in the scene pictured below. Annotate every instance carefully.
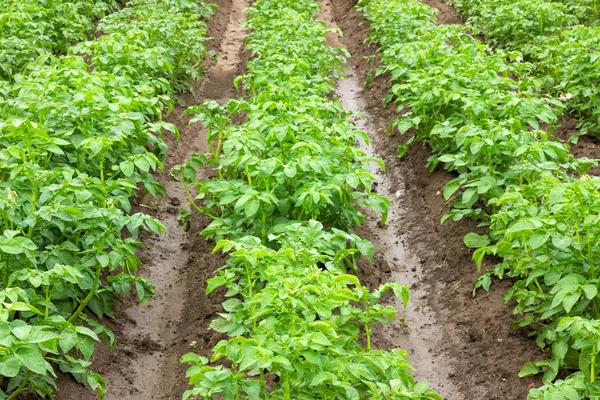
[529,232,550,250]
[0,356,20,378]
[244,198,260,218]
[357,240,374,260]
[120,160,135,177]
[518,362,541,377]
[463,233,490,249]
[14,347,46,375]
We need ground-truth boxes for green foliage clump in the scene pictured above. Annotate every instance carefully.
[0,0,215,398]
[357,0,600,397]
[176,0,440,398]
[0,0,118,80]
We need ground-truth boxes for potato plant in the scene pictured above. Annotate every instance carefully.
[176,0,440,398]
[0,0,215,398]
[553,0,600,24]
[451,0,577,48]
[0,0,119,81]
[525,27,600,137]
[452,0,600,137]
[357,0,600,397]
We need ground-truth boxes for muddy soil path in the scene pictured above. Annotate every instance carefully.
[54,0,248,398]
[319,4,460,397]
[323,0,544,399]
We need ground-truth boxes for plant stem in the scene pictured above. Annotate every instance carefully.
[68,265,101,323]
[285,375,291,399]
[592,348,596,383]
[246,165,252,184]
[45,287,50,318]
[183,182,218,218]
[6,373,32,400]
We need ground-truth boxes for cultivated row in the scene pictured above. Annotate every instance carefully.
[0,0,214,398]
[0,0,118,80]
[454,0,600,136]
[357,0,600,397]
[177,0,440,398]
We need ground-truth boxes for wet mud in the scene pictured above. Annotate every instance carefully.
[324,0,545,398]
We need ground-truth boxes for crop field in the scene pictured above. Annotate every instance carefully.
[1,0,599,399]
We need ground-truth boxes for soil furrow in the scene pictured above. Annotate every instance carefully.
[55,0,248,397]
[325,0,544,399]
[318,3,460,397]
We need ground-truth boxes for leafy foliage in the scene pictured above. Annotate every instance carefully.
[452,0,600,136]
[0,0,118,80]
[451,0,577,48]
[0,0,215,398]
[357,0,600,397]
[70,0,215,92]
[526,26,600,136]
[554,0,600,24]
[176,0,439,398]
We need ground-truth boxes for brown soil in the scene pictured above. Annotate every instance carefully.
[327,0,544,399]
[53,0,248,398]
[422,0,463,24]
[553,116,600,176]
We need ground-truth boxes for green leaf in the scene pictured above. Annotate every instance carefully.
[134,157,150,173]
[357,240,374,260]
[59,330,77,353]
[284,165,297,178]
[244,198,260,218]
[206,276,226,295]
[477,176,496,194]
[14,347,46,375]
[238,352,258,372]
[462,187,477,205]
[562,292,580,313]
[529,232,550,250]
[507,219,540,233]
[397,142,409,158]
[526,118,539,130]
[310,372,331,386]
[11,324,31,340]
[582,285,597,300]
[180,353,207,364]
[470,140,484,155]
[438,155,455,163]
[345,386,360,400]
[443,179,462,200]
[346,174,360,189]
[309,332,331,347]
[518,362,541,378]
[463,233,490,249]
[552,235,571,250]
[0,356,20,378]
[119,160,135,177]
[0,237,36,255]
[223,298,242,312]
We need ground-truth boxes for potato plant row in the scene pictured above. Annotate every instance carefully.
[453,0,600,137]
[451,0,586,48]
[0,0,215,398]
[0,0,119,81]
[357,0,600,397]
[175,0,440,398]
